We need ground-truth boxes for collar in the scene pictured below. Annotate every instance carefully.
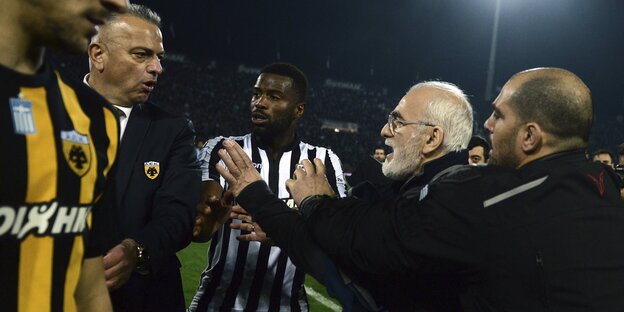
[520,149,587,169]
[84,73,135,117]
[401,149,469,191]
[251,132,301,153]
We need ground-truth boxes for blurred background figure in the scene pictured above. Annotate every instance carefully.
[467,135,490,165]
[373,146,386,162]
[591,148,615,168]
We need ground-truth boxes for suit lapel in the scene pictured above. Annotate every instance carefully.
[116,103,151,206]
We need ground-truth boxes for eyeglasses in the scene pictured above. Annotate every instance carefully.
[386,113,436,135]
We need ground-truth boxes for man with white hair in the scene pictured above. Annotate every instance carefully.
[213,81,474,311]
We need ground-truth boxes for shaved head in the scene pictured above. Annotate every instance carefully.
[507,67,592,150]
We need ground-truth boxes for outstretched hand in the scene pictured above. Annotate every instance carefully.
[216,139,263,197]
[286,158,335,207]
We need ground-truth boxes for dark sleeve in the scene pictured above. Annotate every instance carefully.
[133,119,201,273]
[305,182,483,279]
[85,163,119,258]
[236,182,342,282]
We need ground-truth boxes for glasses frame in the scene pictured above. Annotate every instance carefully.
[387,113,436,135]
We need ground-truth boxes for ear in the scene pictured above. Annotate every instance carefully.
[88,42,106,72]
[520,122,542,154]
[294,102,305,119]
[422,126,444,155]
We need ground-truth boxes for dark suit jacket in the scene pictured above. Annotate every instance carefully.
[109,102,201,312]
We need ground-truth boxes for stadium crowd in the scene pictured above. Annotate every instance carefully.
[52,55,624,171]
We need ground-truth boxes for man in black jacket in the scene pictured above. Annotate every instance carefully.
[86,4,200,311]
[216,81,474,311]
[217,68,624,311]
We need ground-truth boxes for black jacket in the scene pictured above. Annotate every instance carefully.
[108,102,201,312]
[238,151,468,311]
[303,150,624,311]
[240,150,624,311]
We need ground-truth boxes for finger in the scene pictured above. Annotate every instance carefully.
[230,222,255,232]
[301,159,316,174]
[230,205,248,214]
[216,161,237,186]
[285,178,296,194]
[217,149,239,178]
[313,158,326,176]
[221,190,235,206]
[292,167,306,180]
[222,140,254,172]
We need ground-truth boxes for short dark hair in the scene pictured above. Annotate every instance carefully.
[468,136,490,160]
[591,149,614,162]
[260,63,308,103]
[509,71,592,148]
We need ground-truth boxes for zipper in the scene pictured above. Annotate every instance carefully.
[536,251,550,308]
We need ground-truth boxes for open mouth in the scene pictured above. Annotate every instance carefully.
[251,112,269,125]
[141,80,157,92]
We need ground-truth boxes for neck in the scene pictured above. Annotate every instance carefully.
[0,14,46,74]
[257,129,296,161]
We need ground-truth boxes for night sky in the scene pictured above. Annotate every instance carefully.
[135,0,624,132]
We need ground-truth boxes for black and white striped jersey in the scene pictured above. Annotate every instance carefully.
[190,133,346,312]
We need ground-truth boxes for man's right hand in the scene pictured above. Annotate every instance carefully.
[102,239,138,290]
[216,139,263,197]
[193,195,232,242]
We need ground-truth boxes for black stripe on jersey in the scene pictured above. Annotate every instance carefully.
[290,269,307,311]
[0,79,24,311]
[207,140,224,181]
[290,146,301,181]
[325,154,339,195]
[0,81,28,203]
[243,244,272,312]
[51,234,73,311]
[268,252,290,311]
[47,79,76,312]
[195,224,232,311]
[219,239,251,310]
[240,139,272,310]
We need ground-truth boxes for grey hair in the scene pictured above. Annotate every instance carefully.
[91,4,161,45]
[410,81,473,152]
[109,4,161,27]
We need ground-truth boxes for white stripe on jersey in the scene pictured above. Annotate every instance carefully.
[191,133,346,312]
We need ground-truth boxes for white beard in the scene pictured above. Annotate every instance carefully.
[382,135,424,180]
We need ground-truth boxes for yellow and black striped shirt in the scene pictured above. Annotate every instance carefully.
[0,63,118,312]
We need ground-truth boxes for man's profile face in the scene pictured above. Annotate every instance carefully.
[484,79,523,169]
[373,149,386,162]
[381,89,430,180]
[24,0,128,54]
[250,73,301,137]
[593,153,613,167]
[97,16,163,106]
[468,146,486,165]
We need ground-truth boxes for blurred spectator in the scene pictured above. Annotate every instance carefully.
[467,136,490,165]
[373,146,387,162]
[591,149,615,167]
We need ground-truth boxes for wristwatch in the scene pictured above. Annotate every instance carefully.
[134,241,150,275]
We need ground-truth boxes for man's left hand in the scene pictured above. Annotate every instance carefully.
[286,158,336,206]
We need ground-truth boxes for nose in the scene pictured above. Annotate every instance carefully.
[252,95,268,109]
[381,122,392,138]
[101,0,129,13]
[484,114,494,133]
[147,58,163,76]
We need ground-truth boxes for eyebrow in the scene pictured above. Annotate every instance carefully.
[390,111,403,119]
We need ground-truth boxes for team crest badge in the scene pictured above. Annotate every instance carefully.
[144,161,160,179]
[61,130,92,177]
